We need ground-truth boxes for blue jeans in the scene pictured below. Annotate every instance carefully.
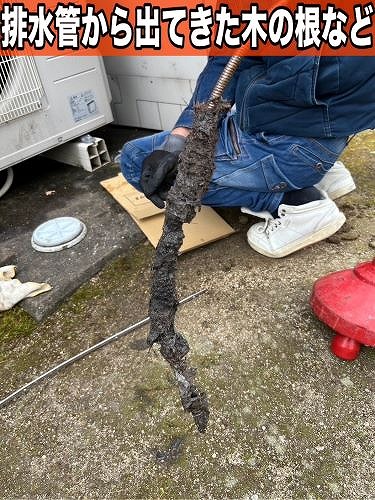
[120,112,348,213]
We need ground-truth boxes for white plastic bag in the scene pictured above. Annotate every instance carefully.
[0,266,52,311]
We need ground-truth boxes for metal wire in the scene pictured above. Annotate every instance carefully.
[0,51,44,123]
[0,289,207,410]
[209,56,243,103]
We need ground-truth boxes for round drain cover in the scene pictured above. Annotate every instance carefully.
[31,217,87,252]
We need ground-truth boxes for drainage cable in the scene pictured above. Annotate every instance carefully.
[0,289,206,410]
[0,167,14,199]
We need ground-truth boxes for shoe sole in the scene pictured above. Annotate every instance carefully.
[248,212,346,258]
[328,182,356,200]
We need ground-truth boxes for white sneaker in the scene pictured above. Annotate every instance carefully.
[243,192,346,258]
[314,161,355,200]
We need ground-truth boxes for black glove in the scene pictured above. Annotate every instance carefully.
[140,150,179,208]
[140,134,186,208]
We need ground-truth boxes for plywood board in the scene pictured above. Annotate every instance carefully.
[101,174,235,253]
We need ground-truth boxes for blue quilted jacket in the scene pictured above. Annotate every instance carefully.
[175,56,375,138]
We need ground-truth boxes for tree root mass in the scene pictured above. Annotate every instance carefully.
[148,100,230,433]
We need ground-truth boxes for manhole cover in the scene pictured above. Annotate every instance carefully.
[31,217,87,252]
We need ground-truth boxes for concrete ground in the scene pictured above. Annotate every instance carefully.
[0,125,150,320]
[0,131,374,499]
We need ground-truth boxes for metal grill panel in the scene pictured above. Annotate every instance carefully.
[0,53,45,124]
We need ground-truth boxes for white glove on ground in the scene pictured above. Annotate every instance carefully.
[0,265,52,311]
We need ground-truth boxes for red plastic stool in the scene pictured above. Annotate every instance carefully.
[310,258,375,361]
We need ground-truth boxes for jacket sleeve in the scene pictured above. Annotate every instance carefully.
[174,56,260,129]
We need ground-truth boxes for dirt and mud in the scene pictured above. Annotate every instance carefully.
[0,131,374,498]
[149,101,229,432]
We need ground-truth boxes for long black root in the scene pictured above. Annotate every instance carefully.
[148,99,230,433]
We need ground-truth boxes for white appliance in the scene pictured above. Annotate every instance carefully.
[0,55,113,172]
[104,56,206,131]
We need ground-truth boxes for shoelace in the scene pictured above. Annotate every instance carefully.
[257,209,287,235]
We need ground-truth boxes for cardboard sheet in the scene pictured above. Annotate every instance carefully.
[101,174,235,253]
[101,174,164,220]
